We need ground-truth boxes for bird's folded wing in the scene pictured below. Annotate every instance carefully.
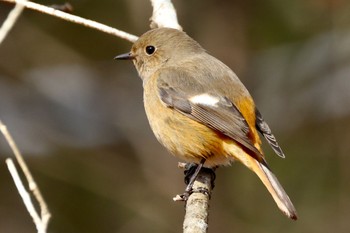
[156,70,266,164]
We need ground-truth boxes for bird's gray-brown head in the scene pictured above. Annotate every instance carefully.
[115,28,204,80]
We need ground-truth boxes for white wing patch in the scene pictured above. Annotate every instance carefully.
[189,93,220,107]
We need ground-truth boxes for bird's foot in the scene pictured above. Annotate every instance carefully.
[173,160,216,201]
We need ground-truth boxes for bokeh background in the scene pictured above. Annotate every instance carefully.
[1,0,350,232]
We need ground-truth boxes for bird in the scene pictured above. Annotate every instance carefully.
[115,27,297,220]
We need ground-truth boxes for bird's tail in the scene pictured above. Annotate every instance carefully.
[253,160,298,220]
[226,144,298,220]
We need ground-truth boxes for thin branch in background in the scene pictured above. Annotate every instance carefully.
[0,121,51,233]
[0,0,26,44]
[6,159,48,233]
[150,0,182,30]
[0,0,139,43]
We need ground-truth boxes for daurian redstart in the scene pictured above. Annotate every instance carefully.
[115,28,297,220]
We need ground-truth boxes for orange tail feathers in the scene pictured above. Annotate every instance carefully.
[252,159,298,220]
[225,143,298,220]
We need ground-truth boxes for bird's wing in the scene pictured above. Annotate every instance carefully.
[255,108,285,158]
[156,69,266,163]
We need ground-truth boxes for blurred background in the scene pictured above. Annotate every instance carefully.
[1,0,350,232]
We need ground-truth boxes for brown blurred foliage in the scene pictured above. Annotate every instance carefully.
[1,0,350,232]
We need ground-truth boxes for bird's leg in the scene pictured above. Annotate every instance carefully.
[173,159,217,202]
[180,158,206,200]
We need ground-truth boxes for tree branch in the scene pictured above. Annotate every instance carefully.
[0,0,26,44]
[0,0,139,42]
[174,163,214,233]
[183,169,213,233]
[6,159,48,233]
[150,0,182,30]
[0,121,51,233]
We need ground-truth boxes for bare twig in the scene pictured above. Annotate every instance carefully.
[1,0,139,42]
[150,0,182,30]
[174,162,214,233]
[0,121,51,233]
[6,159,47,233]
[0,0,26,44]
[182,169,213,233]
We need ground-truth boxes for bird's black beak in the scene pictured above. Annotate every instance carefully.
[114,53,135,60]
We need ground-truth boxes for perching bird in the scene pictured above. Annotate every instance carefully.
[115,27,297,220]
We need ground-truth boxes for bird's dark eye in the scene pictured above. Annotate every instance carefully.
[145,45,156,55]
